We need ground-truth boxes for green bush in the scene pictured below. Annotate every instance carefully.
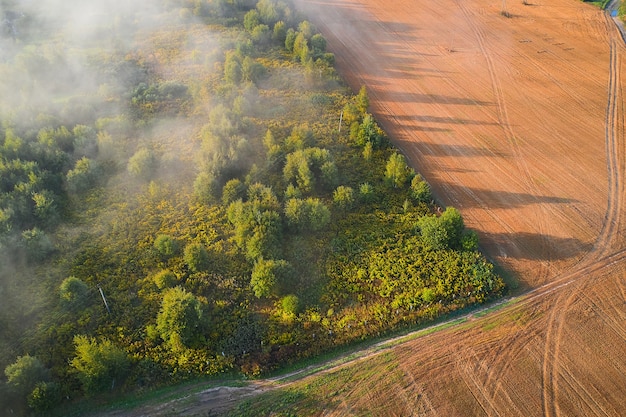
[183,243,211,272]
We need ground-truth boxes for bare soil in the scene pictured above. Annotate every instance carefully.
[287,0,626,415]
[95,0,626,415]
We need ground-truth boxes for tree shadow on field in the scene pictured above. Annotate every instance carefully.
[384,92,493,106]
[480,231,592,261]
[391,113,499,126]
[375,21,419,36]
[385,67,449,80]
[404,142,508,158]
[433,182,578,210]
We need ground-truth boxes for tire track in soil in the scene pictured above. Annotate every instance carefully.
[454,0,559,276]
[455,0,535,193]
[456,347,501,416]
[580,287,626,342]
[333,2,566,278]
[384,10,626,413]
[596,36,623,258]
[541,284,579,417]
[541,21,625,417]
[361,4,624,415]
[484,327,542,412]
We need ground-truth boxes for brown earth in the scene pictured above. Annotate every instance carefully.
[93,1,626,415]
[286,0,626,415]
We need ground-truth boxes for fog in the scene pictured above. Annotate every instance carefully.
[0,0,219,372]
[1,0,162,121]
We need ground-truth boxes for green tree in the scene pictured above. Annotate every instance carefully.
[356,85,370,114]
[222,178,246,205]
[284,198,307,231]
[250,257,292,298]
[183,243,211,272]
[284,198,330,232]
[27,381,61,415]
[298,20,316,38]
[341,103,361,128]
[359,182,376,203]
[385,152,411,188]
[251,24,271,47]
[417,207,466,250]
[242,56,267,83]
[284,183,302,199]
[281,294,300,315]
[320,160,339,189]
[32,190,58,227]
[257,0,280,25]
[417,214,449,251]
[461,229,479,251]
[411,174,431,203]
[127,147,157,180]
[72,125,98,159]
[283,151,314,192]
[153,270,177,290]
[293,32,309,62]
[59,276,90,309]
[154,234,179,258]
[440,207,465,250]
[227,199,282,261]
[247,182,280,210]
[309,34,327,55]
[307,198,331,231]
[362,141,373,160]
[71,335,130,394]
[250,258,278,298]
[285,124,314,152]
[224,51,243,84]
[193,171,219,204]
[4,356,49,399]
[21,228,54,263]
[333,186,354,211]
[272,21,287,42]
[243,9,260,31]
[285,28,297,52]
[156,287,205,350]
[353,114,384,148]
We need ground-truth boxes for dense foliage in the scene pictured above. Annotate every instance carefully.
[0,0,504,414]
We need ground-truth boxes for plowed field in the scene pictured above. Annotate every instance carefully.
[289,0,626,415]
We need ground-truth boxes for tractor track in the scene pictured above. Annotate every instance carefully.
[538,18,626,416]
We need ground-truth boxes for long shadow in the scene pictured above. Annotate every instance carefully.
[382,92,493,106]
[479,231,592,261]
[374,21,419,34]
[385,68,449,79]
[396,141,508,158]
[391,114,499,126]
[435,182,577,209]
[410,126,453,133]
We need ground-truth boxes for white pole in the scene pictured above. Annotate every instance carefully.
[338,110,344,133]
[98,285,111,314]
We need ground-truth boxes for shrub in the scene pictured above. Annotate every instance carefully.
[154,234,179,258]
[281,294,300,315]
[153,270,177,290]
[71,335,130,394]
[4,356,49,399]
[183,243,211,272]
[59,277,90,309]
